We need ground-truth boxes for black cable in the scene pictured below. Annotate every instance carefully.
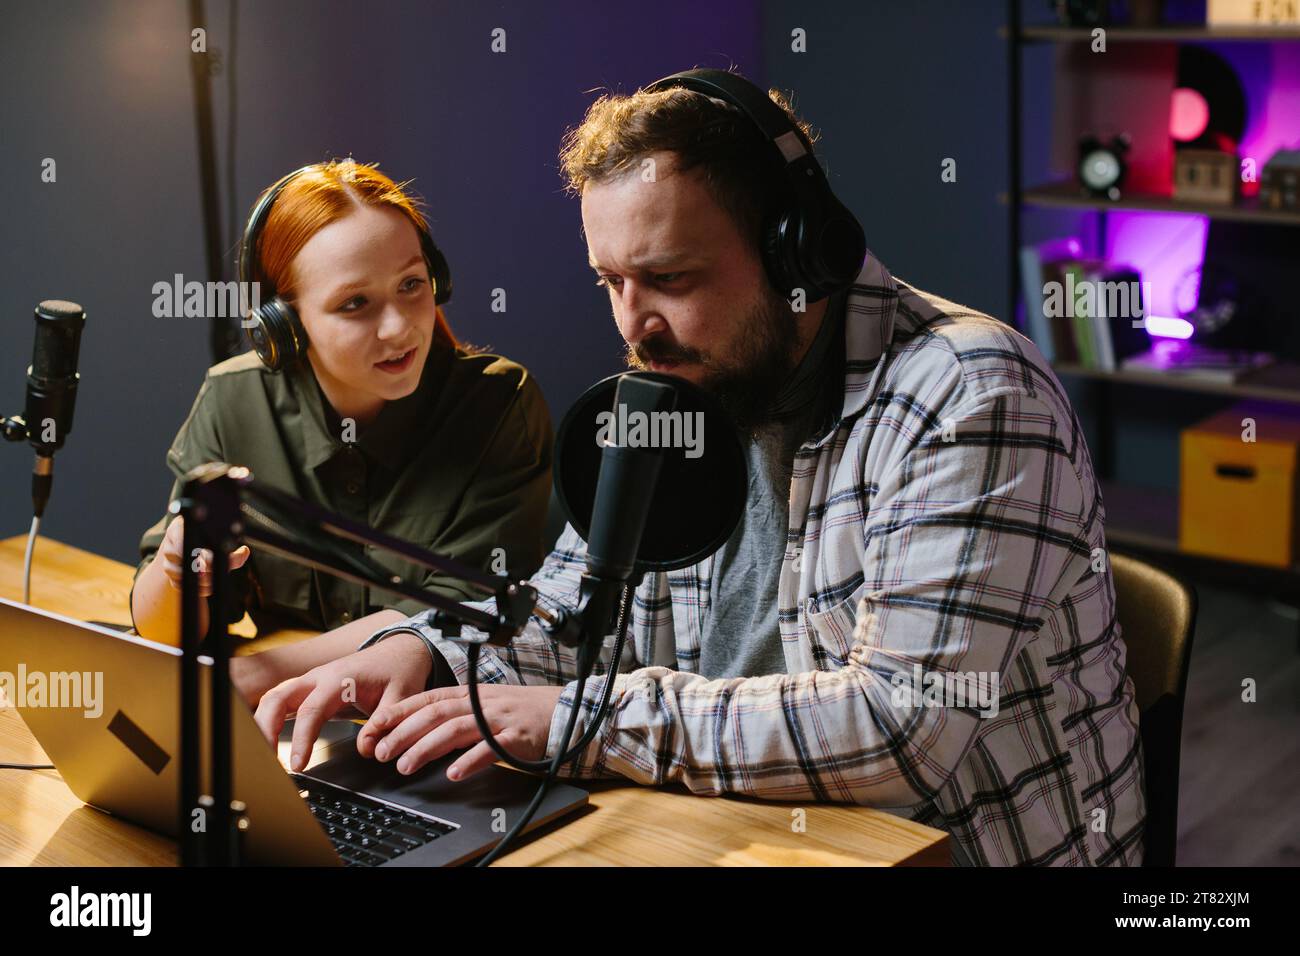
[474,663,588,868]
[0,763,55,770]
[550,589,633,764]
[471,587,633,865]
[467,585,632,773]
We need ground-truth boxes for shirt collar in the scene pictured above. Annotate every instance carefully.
[836,249,899,424]
[290,335,455,472]
[770,285,845,420]
[798,250,898,452]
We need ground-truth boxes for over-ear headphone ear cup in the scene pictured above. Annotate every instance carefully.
[248,297,306,372]
[813,210,868,293]
[766,207,843,303]
[418,228,453,305]
[761,213,798,299]
[428,244,453,306]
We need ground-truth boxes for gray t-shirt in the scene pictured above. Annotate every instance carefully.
[698,293,846,679]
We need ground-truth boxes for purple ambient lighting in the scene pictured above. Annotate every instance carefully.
[1144,315,1196,339]
[1103,211,1211,323]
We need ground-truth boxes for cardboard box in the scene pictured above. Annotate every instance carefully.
[1180,404,1300,567]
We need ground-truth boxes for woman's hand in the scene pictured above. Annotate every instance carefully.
[356,684,568,781]
[252,633,434,772]
[157,515,251,597]
[131,515,252,644]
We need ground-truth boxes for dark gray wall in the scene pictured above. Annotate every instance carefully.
[761,0,1014,320]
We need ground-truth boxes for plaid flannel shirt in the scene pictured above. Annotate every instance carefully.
[370,252,1146,867]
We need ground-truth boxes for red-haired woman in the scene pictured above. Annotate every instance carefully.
[130,160,552,705]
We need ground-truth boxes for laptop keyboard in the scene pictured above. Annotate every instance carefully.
[293,773,458,867]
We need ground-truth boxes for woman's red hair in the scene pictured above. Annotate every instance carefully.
[252,159,456,346]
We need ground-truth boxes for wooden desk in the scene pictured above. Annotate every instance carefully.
[0,534,951,866]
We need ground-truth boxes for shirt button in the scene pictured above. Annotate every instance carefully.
[345,481,361,495]
[338,610,353,624]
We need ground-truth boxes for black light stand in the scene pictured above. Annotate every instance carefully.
[177,468,241,866]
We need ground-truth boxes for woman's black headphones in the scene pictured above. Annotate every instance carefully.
[642,69,866,302]
[238,163,453,371]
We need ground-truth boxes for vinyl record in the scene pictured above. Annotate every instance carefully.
[1172,46,1247,152]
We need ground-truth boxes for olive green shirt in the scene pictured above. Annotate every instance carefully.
[134,336,553,634]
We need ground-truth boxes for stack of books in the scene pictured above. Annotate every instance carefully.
[1020,239,1150,371]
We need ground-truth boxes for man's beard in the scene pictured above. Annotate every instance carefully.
[626,291,799,436]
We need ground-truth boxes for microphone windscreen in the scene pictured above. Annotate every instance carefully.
[554,371,747,575]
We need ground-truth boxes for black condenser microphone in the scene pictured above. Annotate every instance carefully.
[584,374,678,584]
[577,374,678,642]
[23,300,86,517]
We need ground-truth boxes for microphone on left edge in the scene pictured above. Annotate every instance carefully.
[2,300,86,519]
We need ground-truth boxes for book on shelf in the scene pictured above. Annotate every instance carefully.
[1120,342,1277,383]
[1020,240,1148,371]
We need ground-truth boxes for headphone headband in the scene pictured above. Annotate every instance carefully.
[238,164,318,296]
[641,69,866,301]
[645,69,813,168]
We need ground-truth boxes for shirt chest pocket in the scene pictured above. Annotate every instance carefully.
[800,589,862,671]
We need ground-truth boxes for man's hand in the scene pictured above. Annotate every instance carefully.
[253,634,434,772]
[357,685,568,781]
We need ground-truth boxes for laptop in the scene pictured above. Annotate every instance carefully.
[0,597,589,866]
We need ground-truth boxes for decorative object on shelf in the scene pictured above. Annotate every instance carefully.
[1054,0,1110,26]
[1175,262,1242,337]
[1174,148,1239,204]
[1207,0,1300,26]
[1078,133,1131,200]
[1170,47,1247,154]
[1122,338,1275,383]
[1129,0,1165,26]
[1167,47,1247,204]
[1260,149,1300,211]
[1180,402,1300,569]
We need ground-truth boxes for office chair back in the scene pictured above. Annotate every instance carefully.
[1110,550,1197,867]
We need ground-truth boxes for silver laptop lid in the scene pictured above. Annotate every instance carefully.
[0,597,338,865]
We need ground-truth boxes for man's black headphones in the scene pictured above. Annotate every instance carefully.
[238,163,453,371]
[642,69,866,302]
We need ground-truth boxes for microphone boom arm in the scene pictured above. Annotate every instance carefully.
[176,462,546,867]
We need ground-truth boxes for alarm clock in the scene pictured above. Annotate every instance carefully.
[1078,133,1131,201]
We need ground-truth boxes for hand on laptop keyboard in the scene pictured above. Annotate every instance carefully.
[254,634,435,772]
[357,684,567,780]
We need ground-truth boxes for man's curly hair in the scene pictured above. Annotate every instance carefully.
[559,75,818,248]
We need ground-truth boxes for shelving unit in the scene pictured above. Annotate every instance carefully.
[1100,481,1300,596]
[1021,179,1300,226]
[1016,24,1300,42]
[1048,361,1300,403]
[1004,3,1300,594]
